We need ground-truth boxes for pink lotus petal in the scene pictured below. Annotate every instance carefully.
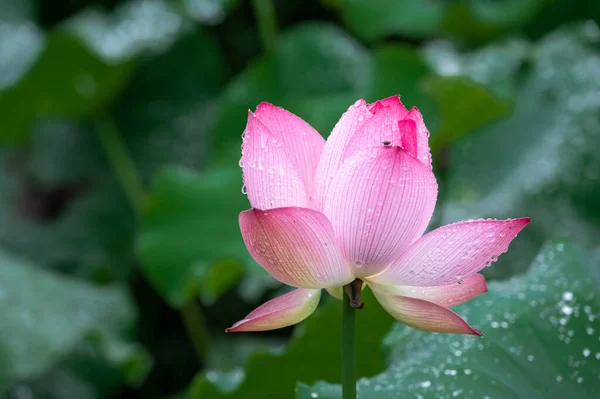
[324,147,438,277]
[226,288,321,332]
[239,207,354,288]
[313,99,373,210]
[404,107,432,168]
[373,291,482,335]
[371,218,531,287]
[398,119,418,158]
[241,113,309,209]
[367,274,487,308]
[368,95,409,121]
[368,100,387,114]
[254,103,325,195]
[341,105,403,159]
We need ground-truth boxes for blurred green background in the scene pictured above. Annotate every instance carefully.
[1,0,599,398]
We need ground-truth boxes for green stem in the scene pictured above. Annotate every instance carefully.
[252,0,278,53]
[181,300,210,358]
[342,291,357,399]
[94,113,210,362]
[93,114,145,215]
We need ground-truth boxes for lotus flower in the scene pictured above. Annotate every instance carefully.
[227,96,529,335]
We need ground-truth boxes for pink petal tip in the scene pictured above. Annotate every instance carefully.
[226,288,321,332]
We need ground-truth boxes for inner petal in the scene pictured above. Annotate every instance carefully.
[324,146,438,277]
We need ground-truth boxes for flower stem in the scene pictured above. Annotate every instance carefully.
[342,289,357,399]
[94,112,210,362]
[94,113,145,215]
[181,299,210,358]
[252,0,278,53]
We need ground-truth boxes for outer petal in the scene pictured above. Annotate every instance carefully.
[370,218,531,286]
[367,274,487,308]
[324,146,438,277]
[254,103,325,193]
[226,288,321,332]
[313,99,372,210]
[373,291,482,335]
[242,113,308,209]
[239,207,354,288]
